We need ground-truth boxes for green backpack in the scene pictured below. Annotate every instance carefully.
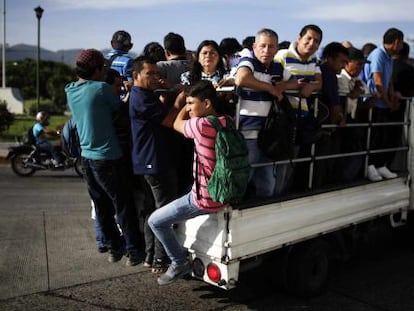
[201,115,251,204]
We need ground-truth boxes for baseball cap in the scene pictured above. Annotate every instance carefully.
[347,47,370,63]
[111,30,133,50]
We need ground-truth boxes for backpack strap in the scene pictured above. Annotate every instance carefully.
[105,53,120,68]
[206,115,222,131]
[195,152,201,200]
[276,97,296,167]
[207,115,235,131]
[297,96,302,116]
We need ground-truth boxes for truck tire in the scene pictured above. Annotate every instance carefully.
[360,220,393,256]
[284,239,330,297]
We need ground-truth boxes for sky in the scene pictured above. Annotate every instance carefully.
[5,0,414,57]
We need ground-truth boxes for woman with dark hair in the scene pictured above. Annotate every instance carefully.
[220,37,242,71]
[180,40,226,86]
[174,40,233,216]
[142,41,167,62]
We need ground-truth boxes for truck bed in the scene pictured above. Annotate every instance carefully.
[178,177,409,263]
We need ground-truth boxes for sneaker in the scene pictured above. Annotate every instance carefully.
[157,261,192,286]
[126,256,142,267]
[151,258,170,274]
[367,165,383,182]
[143,254,153,268]
[125,250,144,266]
[98,246,108,253]
[51,159,64,168]
[108,249,123,263]
[377,166,397,179]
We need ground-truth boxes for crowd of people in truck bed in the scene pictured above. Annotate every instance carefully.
[55,25,414,285]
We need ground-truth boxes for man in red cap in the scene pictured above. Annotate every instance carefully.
[65,49,142,266]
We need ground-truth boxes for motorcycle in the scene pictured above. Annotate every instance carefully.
[6,142,83,177]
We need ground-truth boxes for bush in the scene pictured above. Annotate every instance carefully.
[25,98,64,116]
[0,101,14,135]
[0,114,68,142]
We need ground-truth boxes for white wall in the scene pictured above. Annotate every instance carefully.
[0,87,24,114]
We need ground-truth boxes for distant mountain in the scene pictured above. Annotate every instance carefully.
[2,44,79,66]
[1,44,136,67]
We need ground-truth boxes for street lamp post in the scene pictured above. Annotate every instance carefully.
[34,6,43,113]
[2,0,6,89]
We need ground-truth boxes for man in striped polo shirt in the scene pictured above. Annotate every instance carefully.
[274,24,323,115]
[273,24,323,195]
[235,28,298,198]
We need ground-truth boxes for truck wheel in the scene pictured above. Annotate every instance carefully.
[284,239,330,297]
[361,220,392,256]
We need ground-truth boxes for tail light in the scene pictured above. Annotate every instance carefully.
[207,263,221,283]
[192,258,205,277]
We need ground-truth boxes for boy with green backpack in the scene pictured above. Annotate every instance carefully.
[148,80,250,285]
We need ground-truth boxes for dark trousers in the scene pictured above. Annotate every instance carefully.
[37,142,64,163]
[133,175,155,260]
[144,168,178,262]
[314,129,342,187]
[293,129,342,190]
[339,118,365,182]
[82,158,140,255]
[369,108,399,168]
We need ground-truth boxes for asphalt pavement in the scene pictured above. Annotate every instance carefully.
[0,156,257,311]
[2,146,414,310]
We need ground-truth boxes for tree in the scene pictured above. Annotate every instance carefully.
[1,59,76,114]
[0,101,14,134]
[46,66,75,113]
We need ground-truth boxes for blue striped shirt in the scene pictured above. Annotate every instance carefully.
[105,49,134,81]
[237,55,291,138]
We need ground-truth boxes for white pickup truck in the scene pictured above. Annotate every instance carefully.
[176,96,413,297]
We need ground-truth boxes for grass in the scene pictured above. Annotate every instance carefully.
[0,115,69,142]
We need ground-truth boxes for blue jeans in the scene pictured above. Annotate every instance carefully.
[82,158,140,255]
[90,201,106,248]
[246,139,276,197]
[95,218,106,248]
[148,192,209,266]
[37,141,63,163]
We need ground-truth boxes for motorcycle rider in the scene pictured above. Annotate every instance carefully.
[32,111,64,168]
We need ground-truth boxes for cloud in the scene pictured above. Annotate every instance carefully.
[44,0,211,10]
[295,1,414,22]
[41,0,414,23]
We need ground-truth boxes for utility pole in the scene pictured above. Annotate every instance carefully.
[2,0,6,88]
